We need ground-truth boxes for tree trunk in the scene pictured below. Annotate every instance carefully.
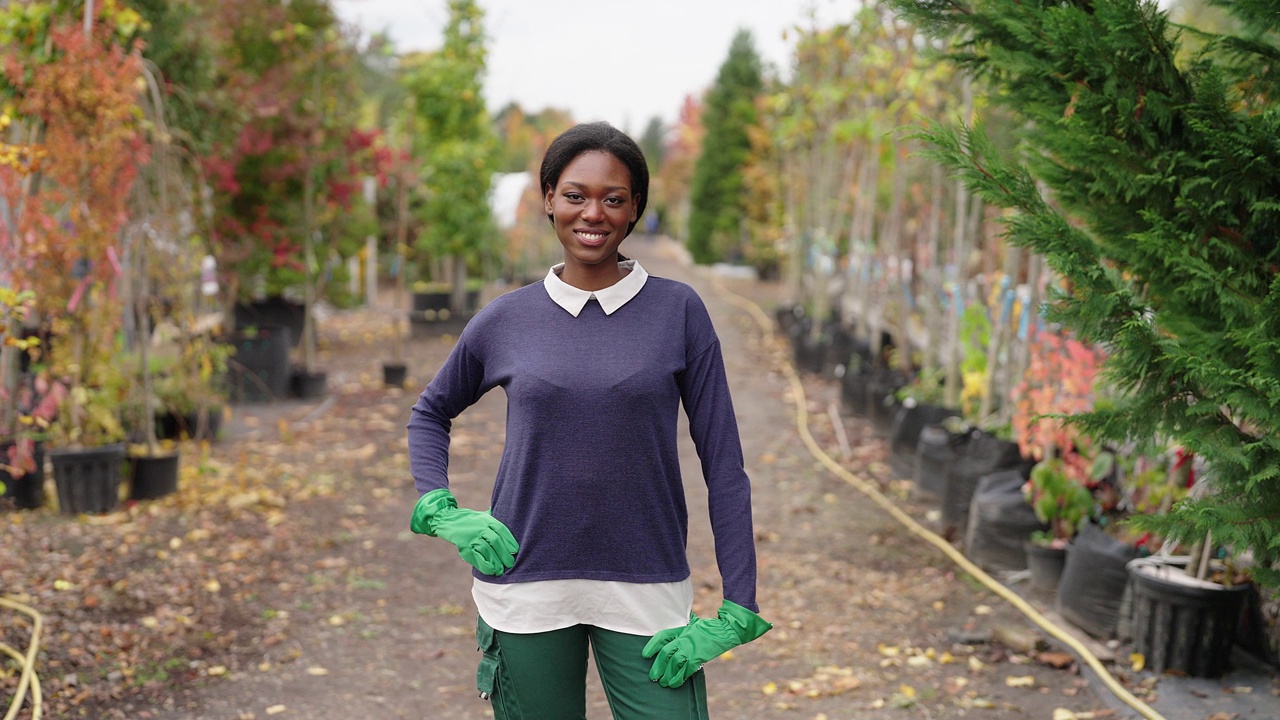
[944,76,974,408]
[449,255,469,315]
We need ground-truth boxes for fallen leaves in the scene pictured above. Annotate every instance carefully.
[1006,674,1037,688]
[0,372,421,717]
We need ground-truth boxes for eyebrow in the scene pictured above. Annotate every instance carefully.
[561,181,632,193]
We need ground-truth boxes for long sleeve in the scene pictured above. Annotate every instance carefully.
[407,336,493,496]
[678,318,759,613]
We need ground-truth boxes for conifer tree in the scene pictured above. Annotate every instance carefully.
[895,0,1280,584]
[687,29,764,264]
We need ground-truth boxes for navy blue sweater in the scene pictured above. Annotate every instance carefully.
[407,276,759,611]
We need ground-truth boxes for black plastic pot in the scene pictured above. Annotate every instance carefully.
[1235,585,1280,668]
[235,297,305,348]
[790,326,828,375]
[889,403,961,457]
[961,468,1047,573]
[227,324,292,403]
[1055,521,1137,639]
[414,286,480,313]
[865,369,906,435]
[1,441,45,510]
[290,367,328,400]
[941,432,1028,539]
[1025,542,1068,596]
[774,304,803,336]
[827,328,858,377]
[129,450,180,501]
[412,290,450,313]
[156,406,224,442]
[51,443,126,515]
[382,362,408,388]
[913,424,970,498]
[1128,560,1251,678]
[840,361,871,417]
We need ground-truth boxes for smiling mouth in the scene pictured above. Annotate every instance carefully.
[574,230,609,246]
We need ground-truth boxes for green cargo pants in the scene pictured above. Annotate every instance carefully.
[476,616,711,720]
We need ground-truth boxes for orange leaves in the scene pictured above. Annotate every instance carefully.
[1,17,146,318]
[1011,327,1106,460]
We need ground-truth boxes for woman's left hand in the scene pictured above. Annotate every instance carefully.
[641,600,772,688]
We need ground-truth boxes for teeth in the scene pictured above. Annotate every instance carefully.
[578,231,606,239]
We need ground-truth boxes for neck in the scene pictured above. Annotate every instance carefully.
[560,257,626,292]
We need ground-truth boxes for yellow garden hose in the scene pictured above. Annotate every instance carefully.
[0,595,43,720]
[711,278,1165,720]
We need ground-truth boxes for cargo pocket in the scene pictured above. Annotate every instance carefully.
[476,616,525,718]
[476,616,500,701]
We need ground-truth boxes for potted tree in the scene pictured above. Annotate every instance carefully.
[1022,455,1100,594]
[45,306,131,515]
[402,0,499,335]
[0,288,56,510]
[889,366,960,478]
[0,8,144,514]
[1122,450,1251,677]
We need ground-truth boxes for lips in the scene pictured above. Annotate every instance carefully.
[574,229,610,247]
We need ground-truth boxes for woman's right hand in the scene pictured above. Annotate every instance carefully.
[410,489,519,576]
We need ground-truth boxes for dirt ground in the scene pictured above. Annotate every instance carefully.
[4,237,1271,720]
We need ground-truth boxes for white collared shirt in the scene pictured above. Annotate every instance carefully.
[470,259,694,636]
[542,259,649,316]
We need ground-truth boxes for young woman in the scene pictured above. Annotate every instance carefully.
[407,122,769,720]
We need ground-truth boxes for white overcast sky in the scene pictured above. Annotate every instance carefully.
[332,0,849,132]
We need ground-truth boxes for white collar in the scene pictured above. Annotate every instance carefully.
[544,260,648,317]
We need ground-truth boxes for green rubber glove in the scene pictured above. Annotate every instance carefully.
[642,599,772,688]
[410,489,519,576]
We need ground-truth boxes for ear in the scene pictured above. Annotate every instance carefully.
[630,194,641,222]
[544,186,555,215]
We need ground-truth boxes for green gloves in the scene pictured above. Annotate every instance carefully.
[410,489,519,576]
[642,599,772,688]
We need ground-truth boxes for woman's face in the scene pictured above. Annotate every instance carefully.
[544,151,638,277]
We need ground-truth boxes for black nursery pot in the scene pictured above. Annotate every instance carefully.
[155,406,224,442]
[129,451,180,501]
[1,441,46,510]
[235,297,305,349]
[290,367,328,400]
[889,403,961,457]
[960,467,1047,573]
[774,304,808,337]
[227,324,292,404]
[913,424,970,497]
[1025,542,1069,595]
[940,431,1028,538]
[382,362,408,388]
[412,290,450,313]
[51,443,127,515]
[864,369,906,435]
[789,322,829,376]
[1129,561,1251,678]
[840,360,870,417]
[1055,521,1137,639]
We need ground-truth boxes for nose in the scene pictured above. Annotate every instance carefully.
[581,199,605,222]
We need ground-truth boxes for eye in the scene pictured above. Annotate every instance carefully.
[563,192,584,202]
[604,197,625,206]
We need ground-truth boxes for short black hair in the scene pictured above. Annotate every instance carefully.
[539,122,649,237]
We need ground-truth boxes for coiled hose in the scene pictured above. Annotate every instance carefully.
[1,595,43,720]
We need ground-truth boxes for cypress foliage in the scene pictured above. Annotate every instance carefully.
[895,0,1280,585]
[687,29,764,264]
